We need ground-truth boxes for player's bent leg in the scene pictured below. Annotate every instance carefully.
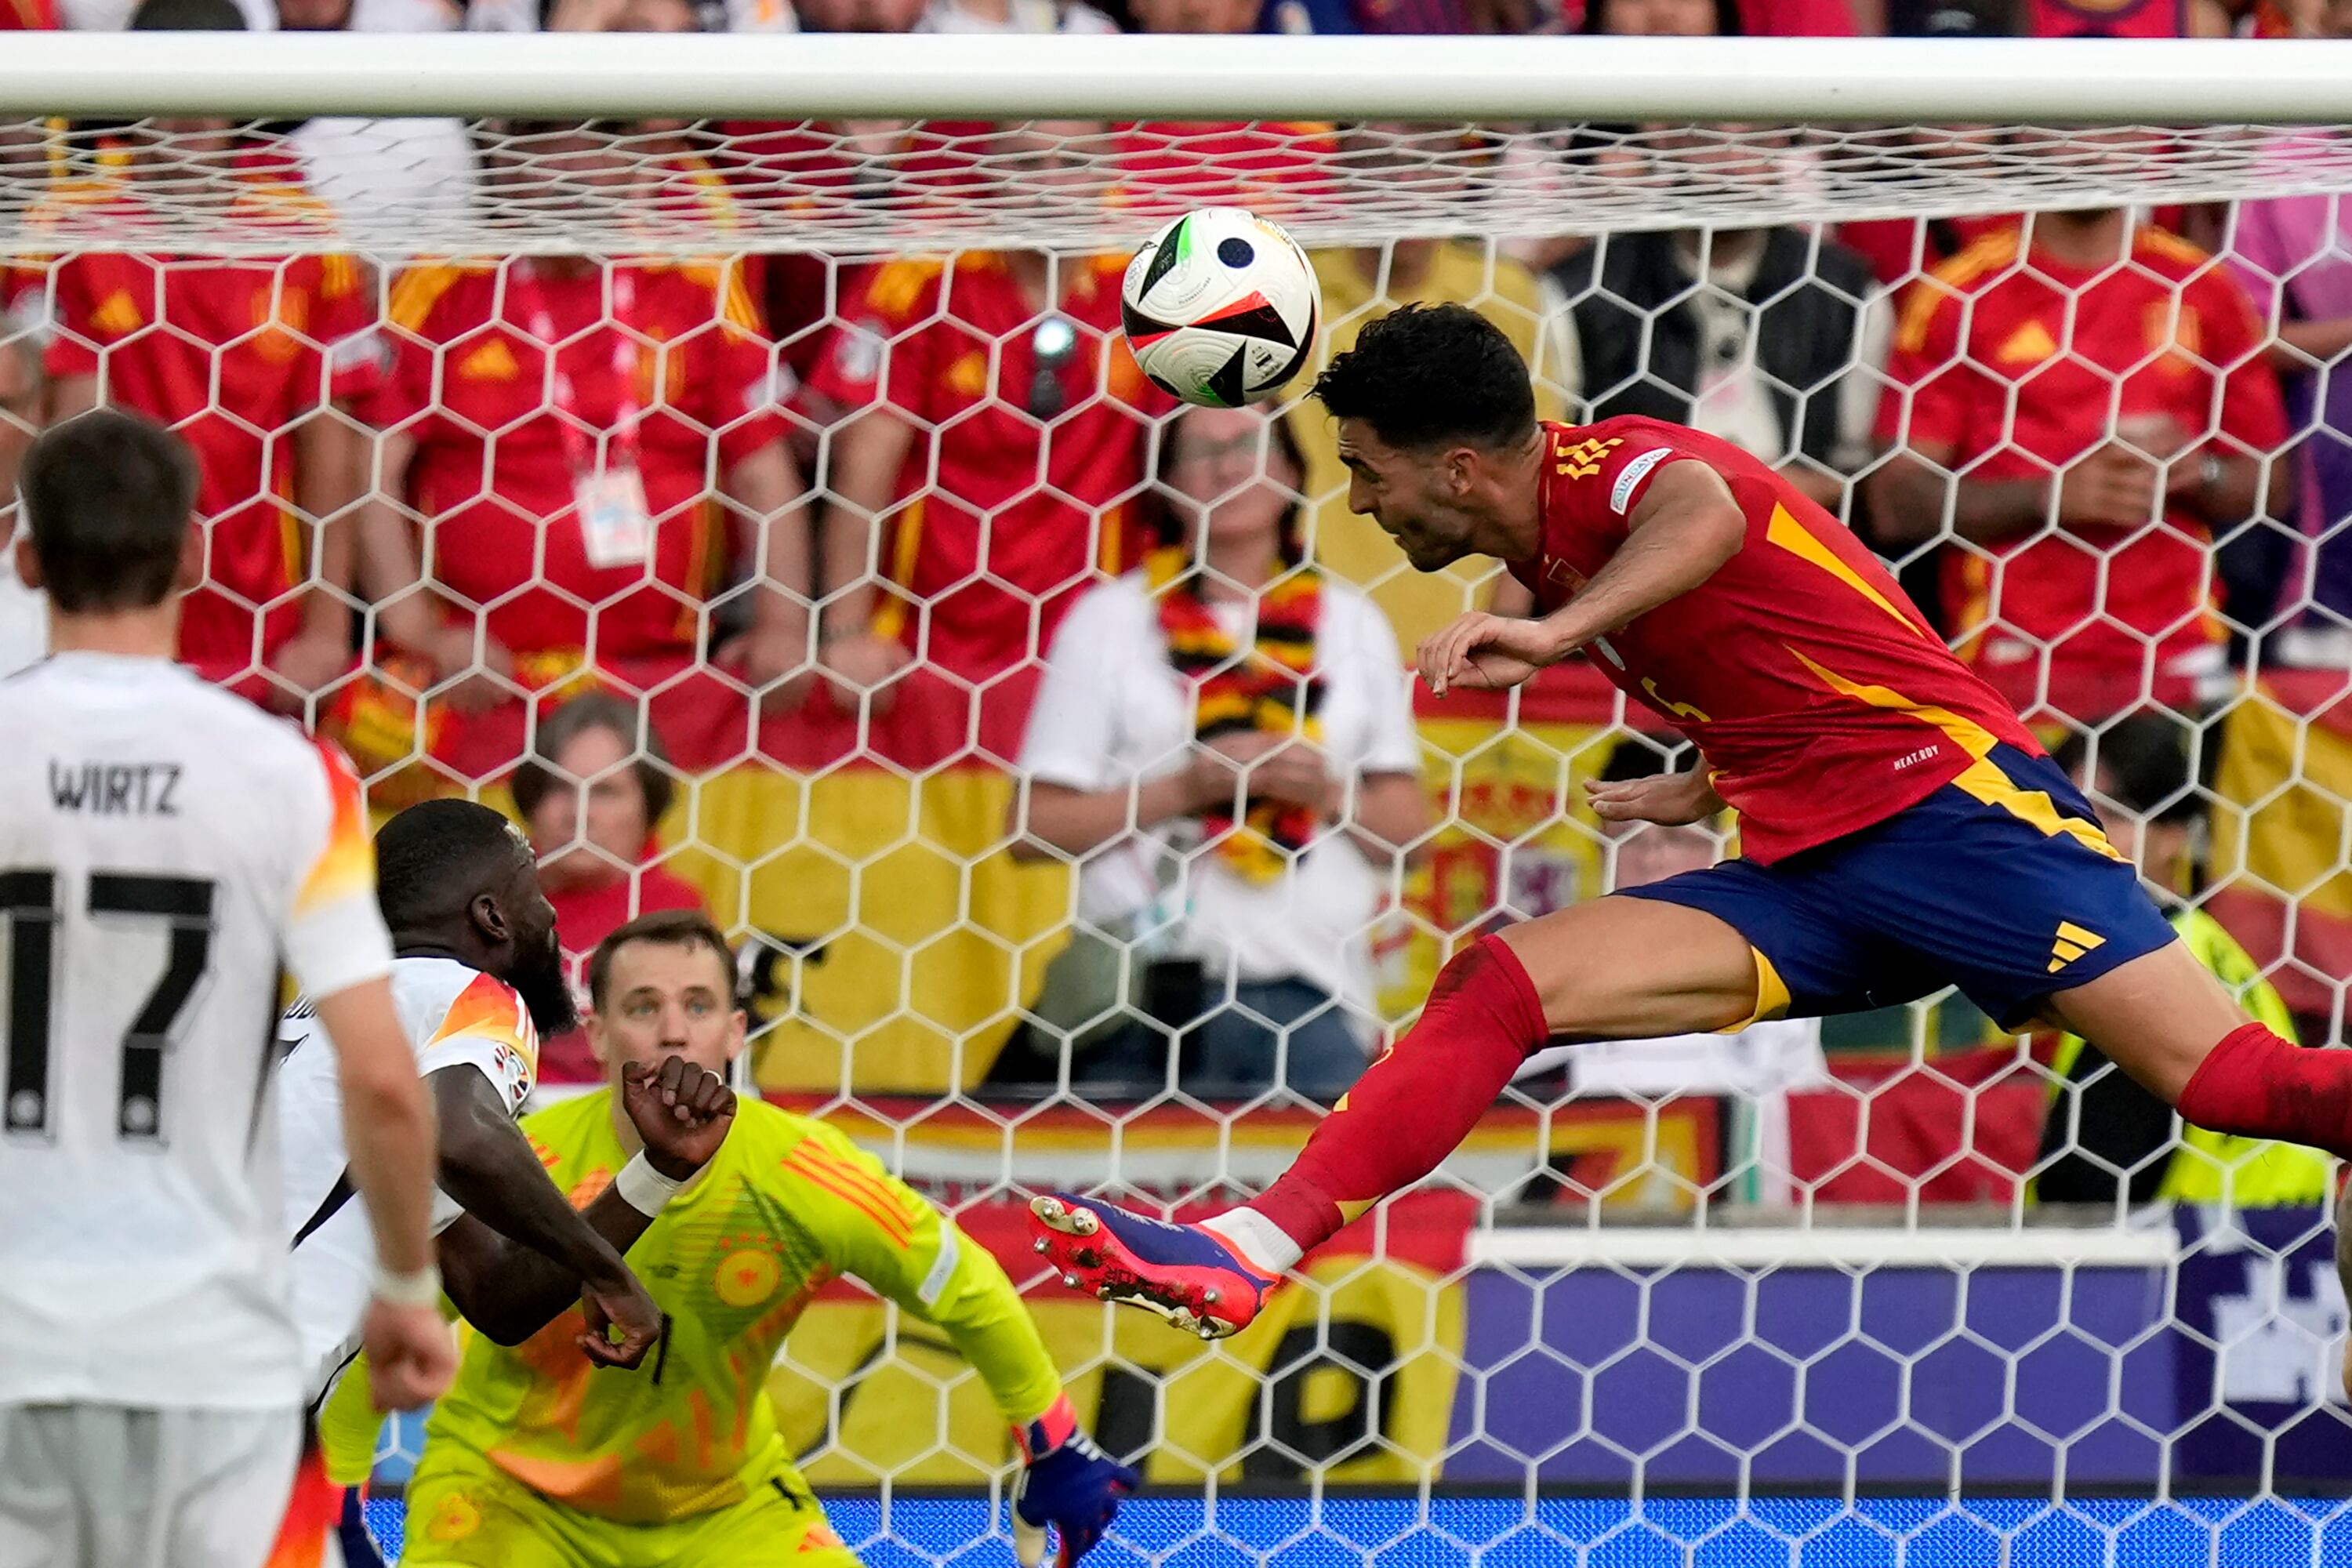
[395,1455,579,1568]
[2048,939,2352,1160]
[1033,897,1765,1338]
[681,1476,861,1568]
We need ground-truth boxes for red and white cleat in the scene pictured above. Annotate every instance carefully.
[1029,1193,1276,1341]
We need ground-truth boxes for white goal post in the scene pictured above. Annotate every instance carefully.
[10,34,2352,260]
[9,32,2352,123]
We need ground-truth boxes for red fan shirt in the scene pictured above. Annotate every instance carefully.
[1511,417,2040,866]
[38,177,373,677]
[369,260,786,659]
[807,252,1171,683]
[537,864,708,1086]
[1112,122,1339,219]
[1876,223,2288,717]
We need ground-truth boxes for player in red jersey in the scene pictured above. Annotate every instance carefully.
[1030,303,2352,1338]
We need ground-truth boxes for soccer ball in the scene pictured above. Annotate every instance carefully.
[1120,207,1319,409]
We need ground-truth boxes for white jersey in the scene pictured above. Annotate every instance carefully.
[0,653,392,1410]
[278,954,539,1401]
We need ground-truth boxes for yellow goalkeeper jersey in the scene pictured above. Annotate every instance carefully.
[415,1091,1062,1525]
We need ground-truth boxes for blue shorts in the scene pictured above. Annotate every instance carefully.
[1621,744,2179,1030]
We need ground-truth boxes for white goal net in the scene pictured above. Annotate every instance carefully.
[6,32,2352,1566]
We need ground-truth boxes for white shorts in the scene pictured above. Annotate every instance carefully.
[0,1403,301,1568]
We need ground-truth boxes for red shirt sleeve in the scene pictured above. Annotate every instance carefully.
[42,258,101,383]
[366,281,447,441]
[690,267,790,472]
[1540,426,1709,573]
[310,253,385,407]
[2198,267,2291,456]
[804,264,938,425]
[1876,285,1973,455]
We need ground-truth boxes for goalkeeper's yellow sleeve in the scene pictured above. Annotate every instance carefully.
[783,1121,1064,1427]
[315,1352,387,1488]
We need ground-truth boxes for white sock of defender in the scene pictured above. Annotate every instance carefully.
[1201,1207,1302,1277]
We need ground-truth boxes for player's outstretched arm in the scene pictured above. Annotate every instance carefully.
[429,1065,667,1368]
[314,978,456,1413]
[439,1059,735,1347]
[1417,459,1746,696]
[788,1126,1135,1563]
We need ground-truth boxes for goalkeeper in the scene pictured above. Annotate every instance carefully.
[397,910,1134,1567]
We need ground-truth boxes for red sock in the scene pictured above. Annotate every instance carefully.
[1251,935,1549,1254]
[2176,1021,2352,1160]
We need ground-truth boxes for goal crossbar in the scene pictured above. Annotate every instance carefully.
[8,32,2352,125]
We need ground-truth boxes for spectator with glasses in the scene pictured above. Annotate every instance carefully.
[812,121,1174,754]
[1007,403,1428,1102]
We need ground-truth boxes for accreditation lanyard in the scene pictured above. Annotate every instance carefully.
[514,260,653,570]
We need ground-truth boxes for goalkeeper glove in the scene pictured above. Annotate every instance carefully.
[1011,1393,1137,1567]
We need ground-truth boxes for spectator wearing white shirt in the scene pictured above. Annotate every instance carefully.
[1009,404,1431,1102]
[1519,738,1831,1206]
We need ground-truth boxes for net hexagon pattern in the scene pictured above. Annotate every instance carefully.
[2,111,2350,1566]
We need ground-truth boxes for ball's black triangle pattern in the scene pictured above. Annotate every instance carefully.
[1137,216,1189,302]
[1120,298,1184,343]
[1200,299,1298,349]
[1207,344,1249,408]
[1265,333,1313,395]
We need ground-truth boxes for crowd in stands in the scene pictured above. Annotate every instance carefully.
[5,0,2352,1215]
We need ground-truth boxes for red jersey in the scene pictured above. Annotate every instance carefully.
[37,177,372,675]
[372,259,786,659]
[2028,0,2182,34]
[1877,223,2287,717]
[1836,212,2015,293]
[1512,418,2039,866]
[0,0,58,25]
[1112,122,1338,220]
[538,865,706,1086]
[807,252,1171,682]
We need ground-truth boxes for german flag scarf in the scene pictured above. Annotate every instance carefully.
[1148,545,1326,883]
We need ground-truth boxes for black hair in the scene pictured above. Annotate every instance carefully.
[129,0,247,25]
[2055,714,2201,826]
[1142,408,1313,567]
[587,908,736,1012]
[374,799,532,935]
[510,693,677,833]
[1580,0,1741,34]
[1595,733,1698,786]
[17,409,199,615]
[1310,303,1537,452]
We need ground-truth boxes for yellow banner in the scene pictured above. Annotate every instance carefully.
[1378,716,1615,1016]
[463,709,1631,1096]
[768,1255,1463,1486]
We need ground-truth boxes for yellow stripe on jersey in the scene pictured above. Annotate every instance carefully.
[293,739,376,915]
[1788,648,2122,862]
[1763,504,1927,638]
[387,263,472,336]
[1898,230,2020,350]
